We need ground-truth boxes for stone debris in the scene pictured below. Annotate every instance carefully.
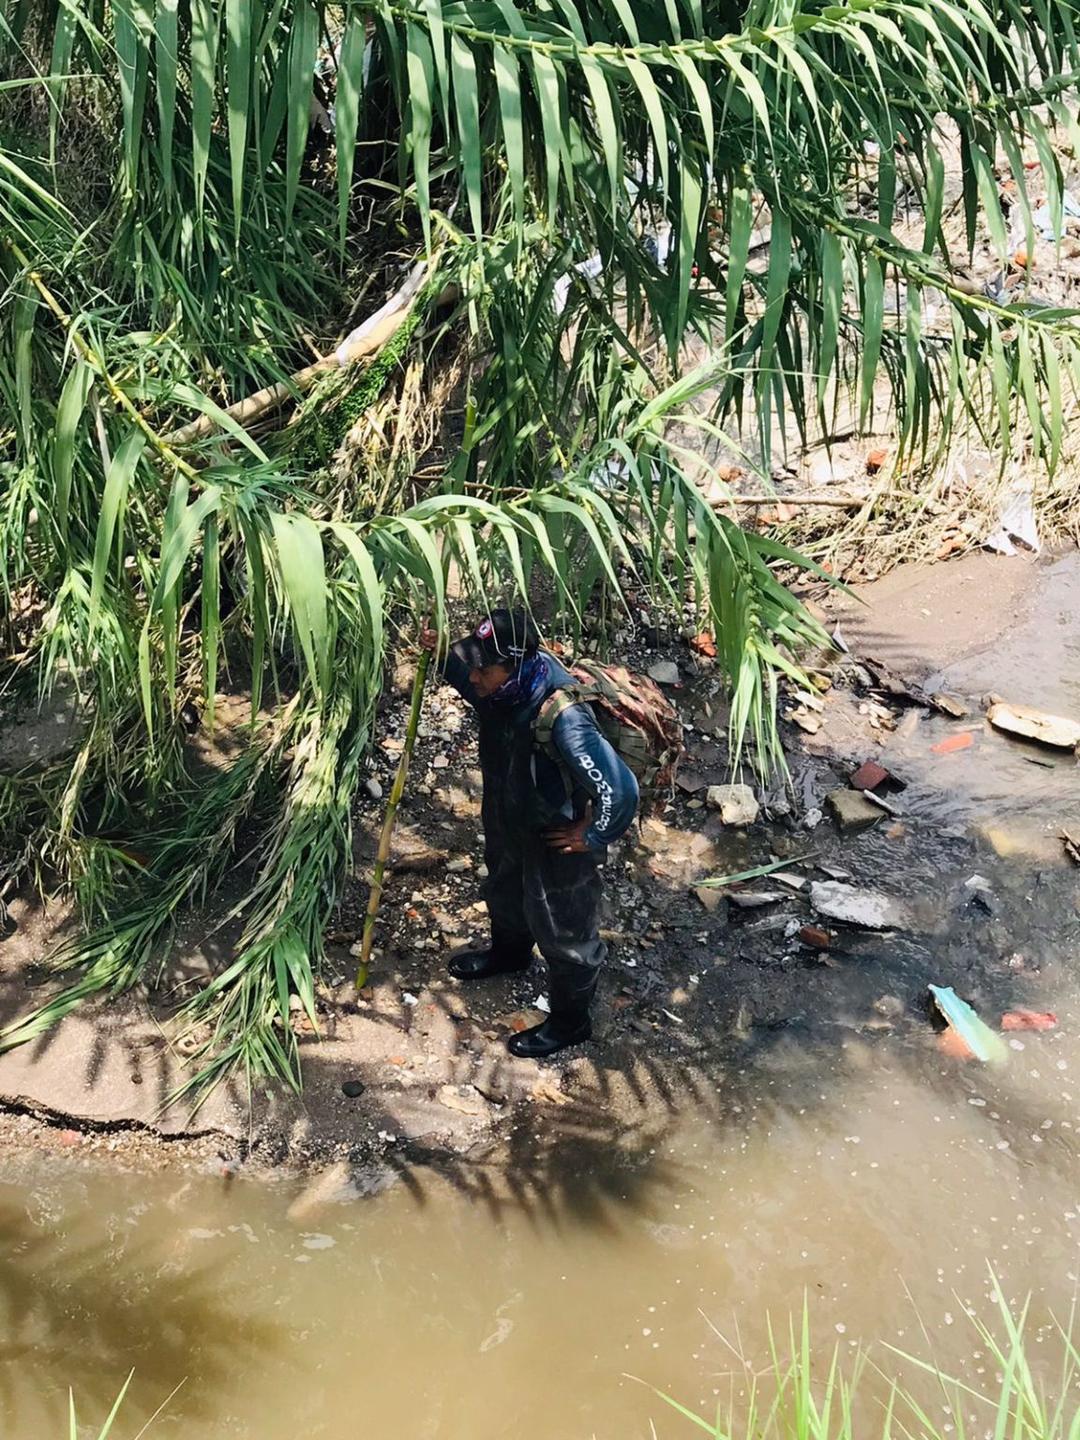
[646,659,681,686]
[809,880,910,930]
[873,994,905,1019]
[726,890,789,909]
[930,692,969,719]
[705,784,759,826]
[987,700,1080,750]
[775,872,808,893]
[693,885,724,913]
[826,788,882,833]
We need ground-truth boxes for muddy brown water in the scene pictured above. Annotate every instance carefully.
[4,553,1080,1438]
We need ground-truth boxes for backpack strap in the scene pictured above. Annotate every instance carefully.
[532,686,587,756]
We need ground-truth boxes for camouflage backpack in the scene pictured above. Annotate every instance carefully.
[532,656,684,807]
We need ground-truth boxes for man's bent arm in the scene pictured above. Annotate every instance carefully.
[551,707,639,848]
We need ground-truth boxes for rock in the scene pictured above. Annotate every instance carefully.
[804,808,823,829]
[826,788,882,833]
[809,880,910,930]
[436,1084,490,1117]
[364,777,384,800]
[727,890,789,909]
[341,1079,365,1098]
[873,994,905,1019]
[647,660,681,686]
[705,784,759,826]
[817,863,851,880]
[987,701,1080,750]
[775,872,807,893]
[675,770,710,795]
[930,692,969,719]
[693,885,724,913]
[789,709,822,735]
[435,785,482,819]
[432,754,450,769]
[446,856,472,873]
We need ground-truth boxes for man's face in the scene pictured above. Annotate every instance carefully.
[469,661,514,699]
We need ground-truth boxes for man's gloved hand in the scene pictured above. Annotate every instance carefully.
[544,808,593,854]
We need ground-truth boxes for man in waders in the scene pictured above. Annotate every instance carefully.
[420,610,639,1059]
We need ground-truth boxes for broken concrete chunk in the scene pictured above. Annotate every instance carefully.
[810,880,910,930]
[987,701,1080,750]
[788,709,822,735]
[726,890,789,909]
[930,692,969,719]
[826,788,882,833]
[705,783,759,826]
[693,885,725,913]
[775,872,808,893]
[675,770,710,795]
[647,660,681,686]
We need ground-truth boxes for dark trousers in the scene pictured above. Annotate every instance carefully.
[481,785,606,976]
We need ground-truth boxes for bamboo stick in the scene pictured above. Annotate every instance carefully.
[2,235,200,482]
[354,648,431,989]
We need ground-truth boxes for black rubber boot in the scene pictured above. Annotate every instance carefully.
[507,967,597,1059]
[448,937,533,982]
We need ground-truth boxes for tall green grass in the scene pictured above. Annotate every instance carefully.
[653,1284,1080,1440]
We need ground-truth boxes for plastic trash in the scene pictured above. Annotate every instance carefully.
[984,477,1040,556]
[1032,189,1080,240]
[929,985,1008,1063]
[932,731,974,754]
[1001,1009,1057,1031]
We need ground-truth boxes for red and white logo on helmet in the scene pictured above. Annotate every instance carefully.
[476,619,494,640]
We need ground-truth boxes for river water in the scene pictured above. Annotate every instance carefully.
[3,554,1080,1438]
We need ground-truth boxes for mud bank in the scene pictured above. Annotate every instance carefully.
[0,550,1076,1187]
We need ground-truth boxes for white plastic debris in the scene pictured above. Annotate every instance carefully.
[1032,190,1080,240]
[535,994,551,1014]
[553,252,604,314]
[984,477,1040,556]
